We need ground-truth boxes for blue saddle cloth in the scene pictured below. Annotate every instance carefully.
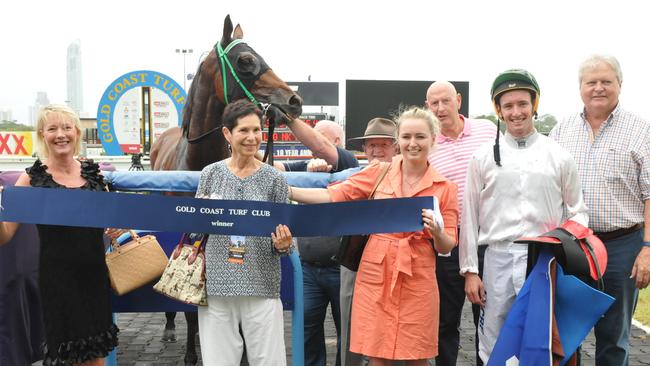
[488,250,614,366]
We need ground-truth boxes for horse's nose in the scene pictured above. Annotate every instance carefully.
[289,94,303,108]
[286,94,303,117]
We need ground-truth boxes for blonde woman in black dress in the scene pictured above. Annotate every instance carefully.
[0,105,118,366]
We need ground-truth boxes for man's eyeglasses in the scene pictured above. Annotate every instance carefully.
[364,142,395,150]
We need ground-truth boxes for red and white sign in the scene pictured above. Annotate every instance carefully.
[151,88,178,142]
[0,132,35,156]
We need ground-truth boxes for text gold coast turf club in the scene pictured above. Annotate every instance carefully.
[174,206,271,217]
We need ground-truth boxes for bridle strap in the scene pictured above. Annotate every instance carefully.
[186,40,277,164]
[216,40,260,106]
[217,40,277,165]
[186,40,260,145]
[260,103,275,166]
[186,126,221,144]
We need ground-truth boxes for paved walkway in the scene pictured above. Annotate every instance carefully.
[113,300,649,366]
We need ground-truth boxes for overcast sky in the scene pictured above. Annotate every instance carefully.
[2,0,648,124]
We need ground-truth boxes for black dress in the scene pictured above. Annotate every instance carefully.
[27,160,118,365]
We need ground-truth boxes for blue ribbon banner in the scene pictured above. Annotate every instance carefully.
[0,186,432,237]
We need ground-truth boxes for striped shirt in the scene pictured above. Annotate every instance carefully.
[428,116,497,217]
[549,105,650,232]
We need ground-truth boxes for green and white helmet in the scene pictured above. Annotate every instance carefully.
[490,69,541,115]
[489,69,540,167]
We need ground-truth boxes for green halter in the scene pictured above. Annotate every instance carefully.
[216,39,260,105]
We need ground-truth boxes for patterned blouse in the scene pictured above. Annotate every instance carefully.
[196,160,289,298]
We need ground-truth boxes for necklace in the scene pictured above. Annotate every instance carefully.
[404,179,419,188]
[403,173,425,188]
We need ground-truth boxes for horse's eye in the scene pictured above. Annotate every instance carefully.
[235,52,261,76]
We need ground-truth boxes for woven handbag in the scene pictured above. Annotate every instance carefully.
[105,230,168,295]
[153,233,208,306]
[334,162,391,271]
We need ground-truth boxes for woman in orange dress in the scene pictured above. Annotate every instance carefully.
[289,106,458,365]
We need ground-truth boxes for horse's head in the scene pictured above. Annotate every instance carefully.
[171,15,303,170]
[213,15,303,123]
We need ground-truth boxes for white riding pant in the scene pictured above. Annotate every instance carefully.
[478,243,528,363]
[198,296,286,366]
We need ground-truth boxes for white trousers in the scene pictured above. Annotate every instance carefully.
[198,296,287,366]
[478,243,528,363]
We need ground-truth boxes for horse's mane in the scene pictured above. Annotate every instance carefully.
[181,47,228,140]
[180,60,200,135]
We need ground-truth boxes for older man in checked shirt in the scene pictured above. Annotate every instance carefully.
[549,54,650,366]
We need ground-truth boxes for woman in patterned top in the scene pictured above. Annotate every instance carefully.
[195,99,294,365]
[0,104,118,366]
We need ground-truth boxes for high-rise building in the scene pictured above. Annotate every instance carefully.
[0,108,12,122]
[30,91,50,126]
[67,39,83,115]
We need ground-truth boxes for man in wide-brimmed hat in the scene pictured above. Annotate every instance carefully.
[347,117,398,164]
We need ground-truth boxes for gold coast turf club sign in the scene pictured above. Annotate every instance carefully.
[97,70,186,155]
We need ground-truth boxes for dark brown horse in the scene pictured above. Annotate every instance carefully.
[151,17,302,171]
[149,15,303,365]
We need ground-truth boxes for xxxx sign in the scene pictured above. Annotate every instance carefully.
[0,132,34,156]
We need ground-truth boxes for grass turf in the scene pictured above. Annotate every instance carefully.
[634,287,650,326]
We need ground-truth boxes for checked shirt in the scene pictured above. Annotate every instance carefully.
[549,105,650,232]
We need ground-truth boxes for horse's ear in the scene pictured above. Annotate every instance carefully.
[233,24,244,39]
[222,14,234,43]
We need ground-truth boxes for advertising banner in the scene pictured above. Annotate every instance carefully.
[150,88,178,143]
[0,131,35,156]
[114,88,141,153]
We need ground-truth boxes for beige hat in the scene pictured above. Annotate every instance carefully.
[347,118,397,150]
